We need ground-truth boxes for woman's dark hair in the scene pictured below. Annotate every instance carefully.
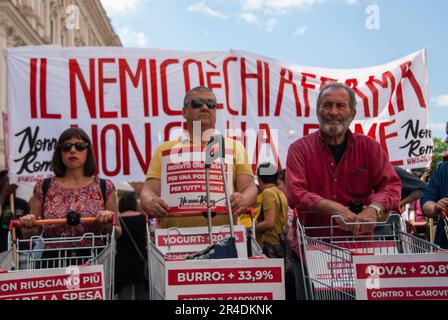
[119,191,138,213]
[52,127,97,177]
[257,162,279,184]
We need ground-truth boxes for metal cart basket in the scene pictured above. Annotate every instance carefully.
[0,218,116,300]
[297,214,441,300]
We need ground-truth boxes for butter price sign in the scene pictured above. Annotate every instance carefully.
[164,258,285,300]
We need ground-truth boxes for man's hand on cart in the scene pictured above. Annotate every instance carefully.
[354,208,377,236]
[333,207,357,232]
[434,198,448,218]
[231,193,251,216]
[144,196,170,218]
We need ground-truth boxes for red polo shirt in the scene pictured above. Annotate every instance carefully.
[286,130,401,250]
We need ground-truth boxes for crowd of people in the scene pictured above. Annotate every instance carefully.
[0,84,447,300]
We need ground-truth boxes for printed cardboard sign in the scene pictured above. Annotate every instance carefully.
[0,265,105,300]
[164,258,285,300]
[155,225,247,258]
[305,241,398,289]
[353,253,448,300]
[161,147,233,214]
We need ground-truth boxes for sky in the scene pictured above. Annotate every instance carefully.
[100,0,448,139]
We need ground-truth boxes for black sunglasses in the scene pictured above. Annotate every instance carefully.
[189,98,217,110]
[60,142,89,152]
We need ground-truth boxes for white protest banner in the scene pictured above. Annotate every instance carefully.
[353,253,448,300]
[0,265,105,300]
[2,112,9,169]
[7,47,431,185]
[164,258,285,300]
[155,225,247,258]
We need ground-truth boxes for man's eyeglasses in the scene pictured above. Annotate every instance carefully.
[189,99,217,110]
[60,142,89,152]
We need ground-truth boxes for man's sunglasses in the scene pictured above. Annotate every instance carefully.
[189,99,217,110]
[60,142,89,152]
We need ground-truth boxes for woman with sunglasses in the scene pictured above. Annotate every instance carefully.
[19,128,121,265]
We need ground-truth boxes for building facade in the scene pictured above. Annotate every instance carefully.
[0,0,122,168]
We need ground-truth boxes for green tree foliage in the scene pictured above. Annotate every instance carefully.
[412,138,447,177]
[431,137,447,171]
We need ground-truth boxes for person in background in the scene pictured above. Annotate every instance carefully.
[115,191,148,300]
[409,198,427,239]
[393,166,427,211]
[255,163,288,251]
[0,170,30,252]
[393,167,428,237]
[255,163,288,250]
[421,121,448,249]
[277,169,294,242]
[256,163,295,300]
[276,168,297,301]
[421,167,432,183]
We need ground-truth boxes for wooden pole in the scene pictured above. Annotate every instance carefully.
[10,193,17,270]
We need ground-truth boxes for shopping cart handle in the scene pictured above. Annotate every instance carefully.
[10,217,98,229]
[165,208,254,218]
[331,213,401,226]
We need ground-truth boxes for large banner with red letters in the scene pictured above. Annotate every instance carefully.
[6,46,431,184]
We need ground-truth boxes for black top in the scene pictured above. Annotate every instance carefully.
[0,197,30,252]
[117,214,147,254]
[115,214,148,290]
[329,138,348,166]
[393,166,427,200]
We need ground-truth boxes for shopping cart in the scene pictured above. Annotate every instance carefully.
[145,135,285,300]
[145,209,287,300]
[296,214,441,300]
[0,217,116,300]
